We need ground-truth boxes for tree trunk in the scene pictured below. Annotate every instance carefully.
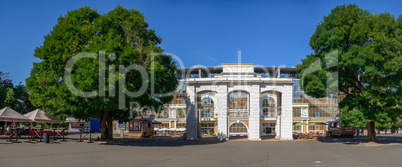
[366,121,376,142]
[107,112,113,140]
[100,110,113,141]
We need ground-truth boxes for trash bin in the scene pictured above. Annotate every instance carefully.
[43,133,50,143]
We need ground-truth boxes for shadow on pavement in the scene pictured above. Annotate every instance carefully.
[317,135,402,144]
[103,136,226,147]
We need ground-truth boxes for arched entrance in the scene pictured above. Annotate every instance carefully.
[229,122,248,136]
[196,91,217,137]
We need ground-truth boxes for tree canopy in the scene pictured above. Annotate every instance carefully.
[0,72,35,114]
[297,4,402,142]
[26,6,178,140]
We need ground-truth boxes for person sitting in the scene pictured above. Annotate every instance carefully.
[17,128,23,138]
[6,126,10,135]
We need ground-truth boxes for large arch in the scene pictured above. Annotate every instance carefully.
[196,90,217,137]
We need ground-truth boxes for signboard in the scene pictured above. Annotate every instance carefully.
[129,121,141,132]
[119,123,126,130]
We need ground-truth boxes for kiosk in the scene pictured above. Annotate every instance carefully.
[128,115,159,137]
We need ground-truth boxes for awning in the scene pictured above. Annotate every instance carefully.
[24,109,61,123]
[0,107,31,122]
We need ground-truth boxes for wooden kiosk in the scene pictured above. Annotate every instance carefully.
[128,115,159,137]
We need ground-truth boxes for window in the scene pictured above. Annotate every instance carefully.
[201,123,215,135]
[176,123,186,128]
[308,106,331,118]
[229,122,248,134]
[262,123,276,135]
[262,97,276,118]
[293,85,299,92]
[229,92,249,118]
[308,125,326,131]
[154,123,169,129]
[172,92,186,104]
[229,92,248,109]
[200,97,214,118]
[176,109,186,118]
[293,125,301,131]
[158,109,169,118]
[293,108,301,117]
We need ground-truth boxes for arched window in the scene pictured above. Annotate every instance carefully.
[229,92,249,118]
[229,92,248,109]
[262,97,276,118]
[200,97,214,118]
[262,97,275,107]
[229,122,248,135]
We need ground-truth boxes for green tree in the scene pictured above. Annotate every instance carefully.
[26,6,178,140]
[297,4,402,142]
[395,116,402,129]
[1,72,34,113]
[4,88,16,108]
[0,72,13,108]
[13,84,36,114]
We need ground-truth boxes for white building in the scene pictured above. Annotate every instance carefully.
[153,64,339,141]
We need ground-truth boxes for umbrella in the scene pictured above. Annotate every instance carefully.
[23,109,61,123]
[293,122,308,125]
[0,107,31,122]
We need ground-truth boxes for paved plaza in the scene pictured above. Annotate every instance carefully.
[1,133,402,167]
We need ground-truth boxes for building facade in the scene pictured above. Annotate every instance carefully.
[152,64,339,141]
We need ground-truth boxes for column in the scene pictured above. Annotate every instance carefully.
[280,84,293,140]
[306,120,309,133]
[186,85,198,140]
[276,115,281,139]
[249,84,261,140]
[217,84,229,140]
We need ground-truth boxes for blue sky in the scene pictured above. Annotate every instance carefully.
[1,0,402,85]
